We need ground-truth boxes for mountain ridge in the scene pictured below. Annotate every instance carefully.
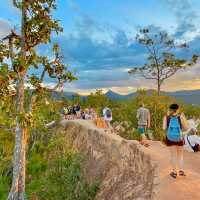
[53,89,200,105]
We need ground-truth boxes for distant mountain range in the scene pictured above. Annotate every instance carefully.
[166,90,200,105]
[105,90,200,105]
[106,90,200,104]
[52,89,200,105]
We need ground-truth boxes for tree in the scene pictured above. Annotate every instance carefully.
[0,1,76,199]
[129,28,198,95]
[86,90,110,113]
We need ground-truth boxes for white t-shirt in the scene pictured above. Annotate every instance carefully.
[182,119,198,135]
[136,107,149,126]
[184,135,200,152]
[103,107,112,121]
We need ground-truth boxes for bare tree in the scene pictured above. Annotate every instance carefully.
[129,28,198,95]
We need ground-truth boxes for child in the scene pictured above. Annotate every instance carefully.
[163,104,188,179]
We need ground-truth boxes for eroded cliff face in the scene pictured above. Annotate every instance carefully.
[57,120,156,200]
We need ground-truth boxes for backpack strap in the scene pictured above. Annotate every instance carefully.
[177,116,182,129]
[167,116,170,129]
[186,136,195,151]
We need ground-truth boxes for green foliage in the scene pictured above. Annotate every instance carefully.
[129,28,198,94]
[0,95,99,200]
[81,90,113,115]
[26,134,99,200]
[119,128,141,141]
[0,177,10,200]
[113,90,200,140]
[0,1,77,196]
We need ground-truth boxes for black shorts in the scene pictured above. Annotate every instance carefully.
[165,137,184,146]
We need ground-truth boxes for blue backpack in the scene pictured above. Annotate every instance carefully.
[167,116,182,142]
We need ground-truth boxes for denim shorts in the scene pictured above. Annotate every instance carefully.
[138,125,146,135]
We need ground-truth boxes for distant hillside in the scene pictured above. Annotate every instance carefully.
[167,90,200,105]
[105,89,200,105]
[105,90,136,100]
[51,91,80,100]
[52,89,200,105]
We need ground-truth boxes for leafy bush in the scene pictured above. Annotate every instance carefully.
[111,90,200,141]
[26,135,99,200]
[0,96,99,200]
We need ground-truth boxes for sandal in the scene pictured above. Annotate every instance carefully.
[179,170,186,176]
[144,143,150,147]
[170,171,177,179]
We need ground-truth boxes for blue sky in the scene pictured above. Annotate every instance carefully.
[1,0,200,94]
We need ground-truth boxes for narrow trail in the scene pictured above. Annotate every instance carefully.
[58,120,200,200]
[147,141,200,200]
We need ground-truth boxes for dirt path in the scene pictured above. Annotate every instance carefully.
[59,120,200,199]
[147,141,200,200]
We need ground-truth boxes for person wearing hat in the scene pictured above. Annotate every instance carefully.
[163,103,188,179]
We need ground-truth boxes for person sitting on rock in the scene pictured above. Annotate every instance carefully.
[184,130,200,153]
[183,116,198,135]
[84,108,92,120]
[75,104,81,118]
[81,109,86,120]
[62,106,68,119]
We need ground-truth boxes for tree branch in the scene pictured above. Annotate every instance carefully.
[141,72,156,80]
[40,67,46,82]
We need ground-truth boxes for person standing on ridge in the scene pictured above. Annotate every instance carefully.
[103,107,113,130]
[136,103,151,146]
[163,104,188,179]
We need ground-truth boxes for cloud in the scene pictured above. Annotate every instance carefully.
[37,1,200,93]
[47,19,200,93]
[68,0,103,37]
[164,0,199,38]
[0,19,11,39]
[53,27,147,72]
[162,63,200,91]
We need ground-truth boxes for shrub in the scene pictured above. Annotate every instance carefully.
[26,134,99,200]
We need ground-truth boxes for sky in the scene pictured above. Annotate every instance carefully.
[1,0,200,94]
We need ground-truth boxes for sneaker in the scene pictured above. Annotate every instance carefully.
[179,170,186,176]
[170,171,177,179]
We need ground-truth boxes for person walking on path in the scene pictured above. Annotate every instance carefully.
[163,103,188,179]
[136,103,151,146]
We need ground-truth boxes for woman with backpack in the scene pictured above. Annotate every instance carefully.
[163,104,188,179]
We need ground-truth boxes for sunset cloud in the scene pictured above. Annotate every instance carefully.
[1,0,200,94]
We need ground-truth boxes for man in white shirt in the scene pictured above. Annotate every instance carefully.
[102,107,112,130]
[136,103,151,146]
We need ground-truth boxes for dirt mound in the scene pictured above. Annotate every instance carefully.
[57,120,200,200]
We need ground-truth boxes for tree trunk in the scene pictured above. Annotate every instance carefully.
[7,78,27,200]
[7,1,27,199]
[157,80,161,96]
